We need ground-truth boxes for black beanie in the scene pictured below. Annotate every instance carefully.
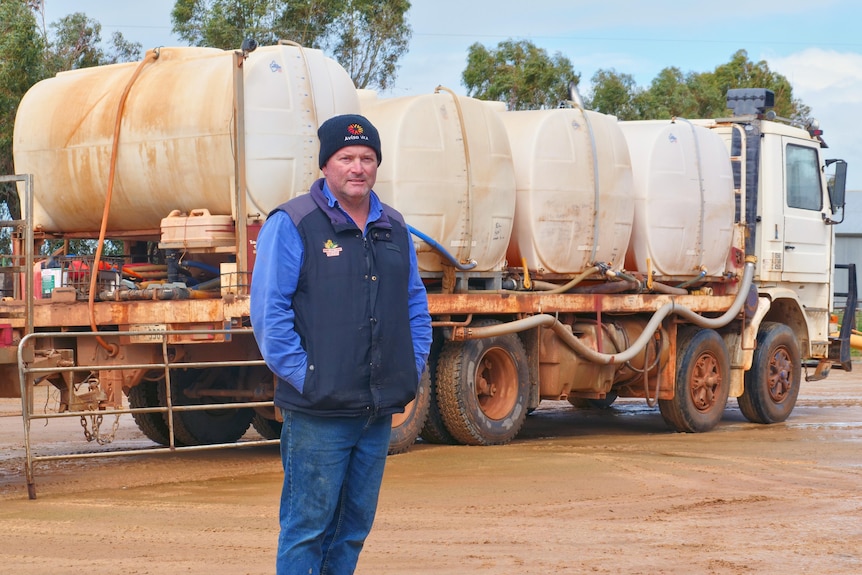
[317,114,382,169]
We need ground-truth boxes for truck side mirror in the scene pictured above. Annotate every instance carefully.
[825,159,847,224]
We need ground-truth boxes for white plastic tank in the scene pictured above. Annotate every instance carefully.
[619,120,734,277]
[13,44,359,234]
[360,90,516,272]
[498,108,634,274]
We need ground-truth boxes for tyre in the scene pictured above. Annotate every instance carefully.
[159,368,254,445]
[419,334,457,445]
[737,322,801,424]
[420,377,458,444]
[389,367,432,455]
[659,327,730,433]
[127,376,174,446]
[436,321,530,445]
[251,412,283,439]
[248,367,281,439]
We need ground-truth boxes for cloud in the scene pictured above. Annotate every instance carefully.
[766,49,862,189]
[770,48,862,102]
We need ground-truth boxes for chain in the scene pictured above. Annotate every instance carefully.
[80,414,95,442]
[79,413,121,445]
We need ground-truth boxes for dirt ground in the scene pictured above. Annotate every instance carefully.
[1,369,861,575]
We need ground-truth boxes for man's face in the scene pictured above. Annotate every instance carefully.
[321,145,378,206]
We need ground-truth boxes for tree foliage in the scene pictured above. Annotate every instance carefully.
[462,39,579,111]
[0,0,141,255]
[711,49,809,120]
[170,0,412,89]
[586,50,809,122]
[325,0,411,90]
[32,7,144,75]
[586,69,639,119]
[172,0,308,48]
[0,0,45,219]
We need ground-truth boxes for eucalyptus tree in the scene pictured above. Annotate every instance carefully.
[461,39,579,110]
[171,0,412,89]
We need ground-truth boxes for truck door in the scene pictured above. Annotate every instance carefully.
[781,140,832,284]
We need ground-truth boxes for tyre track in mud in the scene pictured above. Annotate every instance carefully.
[1,372,861,574]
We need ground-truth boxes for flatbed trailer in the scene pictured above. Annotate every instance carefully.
[2,51,857,498]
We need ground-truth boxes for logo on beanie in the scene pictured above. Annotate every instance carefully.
[345,123,370,143]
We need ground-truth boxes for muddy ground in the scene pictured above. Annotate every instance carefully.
[1,369,861,575]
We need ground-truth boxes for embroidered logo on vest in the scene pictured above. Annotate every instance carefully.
[322,239,343,257]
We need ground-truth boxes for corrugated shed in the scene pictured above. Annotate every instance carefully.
[836,190,862,234]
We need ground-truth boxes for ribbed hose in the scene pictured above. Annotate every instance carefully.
[530,266,600,294]
[452,261,756,365]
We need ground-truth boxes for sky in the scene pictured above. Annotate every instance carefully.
[43,0,862,190]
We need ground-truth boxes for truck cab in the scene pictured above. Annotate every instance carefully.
[703,88,850,375]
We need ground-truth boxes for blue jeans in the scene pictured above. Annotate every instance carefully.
[277,409,392,575]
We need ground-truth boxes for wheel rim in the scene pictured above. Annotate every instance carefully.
[767,346,793,402]
[689,351,722,412]
[473,347,518,420]
[392,398,414,427]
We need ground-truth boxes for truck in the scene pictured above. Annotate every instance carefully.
[1,43,856,497]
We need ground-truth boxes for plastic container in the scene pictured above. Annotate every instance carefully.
[360,91,516,272]
[160,209,235,249]
[57,256,123,297]
[619,120,734,278]
[13,44,359,234]
[498,108,634,274]
[32,261,42,300]
[41,269,62,297]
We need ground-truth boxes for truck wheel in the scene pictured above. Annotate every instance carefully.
[389,367,432,455]
[436,321,530,445]
[248,367,282,439]
[419,335,457,445]
[738,322,801,424]
[659,327,730,433]
[420,377,457,444]
[159,368,254,445]
[251,412,282,439]
[127,377,175,446]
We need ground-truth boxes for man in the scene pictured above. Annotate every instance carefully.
[250,114,432,575]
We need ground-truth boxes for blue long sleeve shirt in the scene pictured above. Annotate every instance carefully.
[250,182,432,399]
